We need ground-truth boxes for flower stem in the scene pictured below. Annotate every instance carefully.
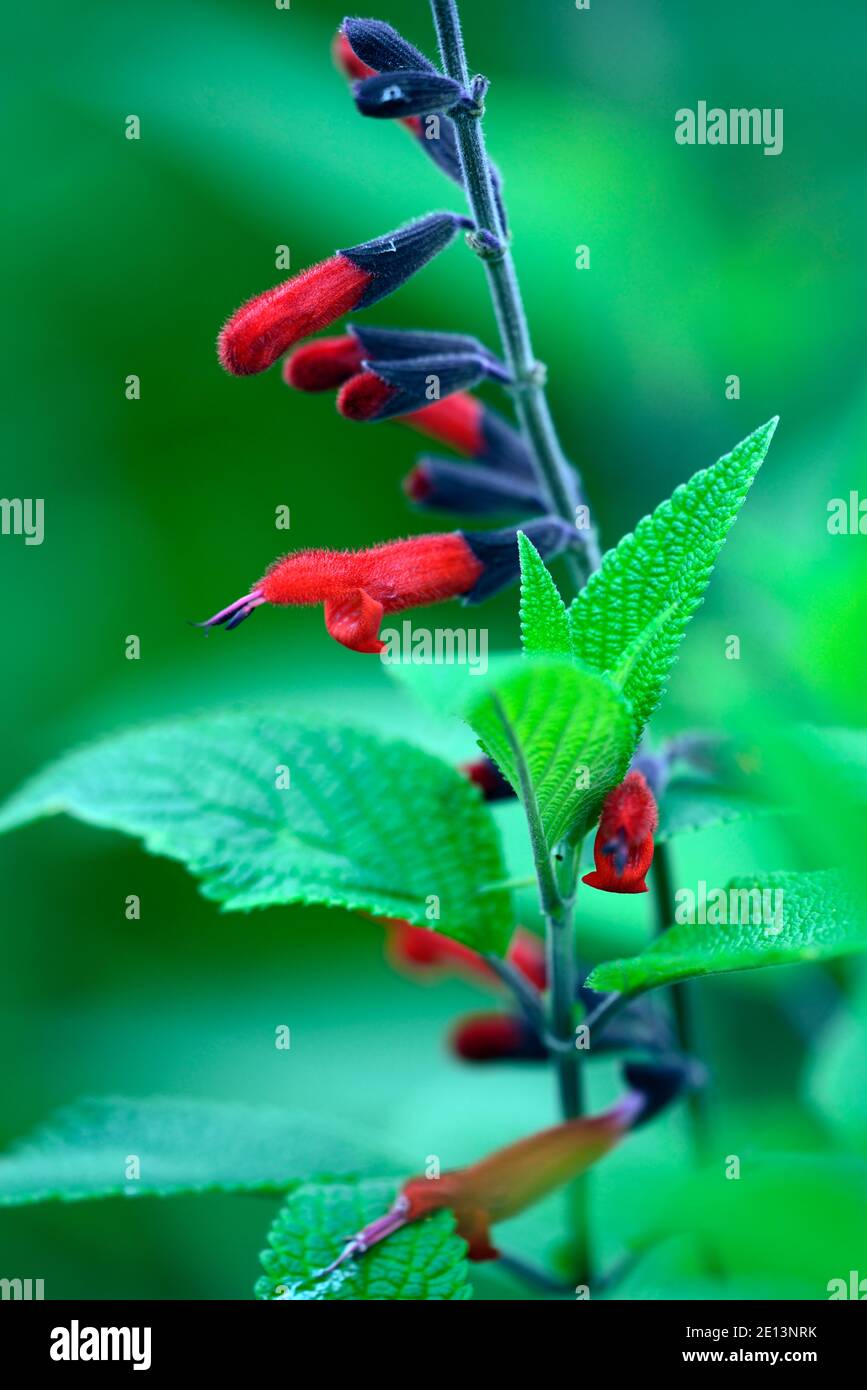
[429,0,600,585]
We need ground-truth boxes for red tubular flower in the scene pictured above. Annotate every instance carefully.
[582,770,659,894]
[384,919,500,987]
[218,213,468,376]
[198,532,484,654]
[385,921,545,992]
[402,392,488,455]
[450,1013,547,1063]
[320,1092,645,1270]
[199,520,575,651]
[401,394,534,477]
[218,258,371,377]
[281,335,364,392]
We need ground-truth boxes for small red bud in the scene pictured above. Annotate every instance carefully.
[282,335,365,392]
[450,1013,544,1062]
[336,370,397,421]
[582,770,658,894]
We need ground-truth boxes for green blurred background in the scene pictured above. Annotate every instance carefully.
[2,0,865,1298]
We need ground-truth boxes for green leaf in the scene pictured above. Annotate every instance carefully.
[0,709,512,953]
[518,530,571,657]
[0,1098,400,1206]
[256,1178,472,1301]
[656,777,781,842]
[568,419,778,731]
[586,870,866,996]
[464,657,635,848]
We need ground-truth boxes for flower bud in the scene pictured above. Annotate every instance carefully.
[353,70,465,120]
[218,213,468,376]
[582,770,658,894]
[341,17,435,74]
[401,394,534,477]
[451,1013,547,1063]
[281,335,364,392]
[337,350,508,422]
[405,457,543,516]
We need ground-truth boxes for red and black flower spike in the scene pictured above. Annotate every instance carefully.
[218,212,470,376]
[198,517,576,654]
[582,770,659,894]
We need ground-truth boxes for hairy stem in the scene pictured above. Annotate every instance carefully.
[429,0,600,585]
[429,0,593,1280]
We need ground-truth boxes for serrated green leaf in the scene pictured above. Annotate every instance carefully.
[0,1098,400,1206]
[464,657,635,848]
[568,419,778,731]
[656,777,781,842]
[0,708,512,953]
[256,1178,472,1301]
[518,531,571,657]
[587,870,866,996]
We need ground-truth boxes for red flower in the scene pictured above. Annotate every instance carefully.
[320,1093,644,1270]
[385,920,546,992]
[218,214,467,376]
[218,258,371,377]
[384,919,499,987]
[402,392,487,456]
[450,1013,547,1063]
[336,369,396,421]
[281,335,364,392]
[198,532,484,654]
[582,770,658,894]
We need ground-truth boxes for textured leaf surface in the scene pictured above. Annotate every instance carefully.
[587,871,866,995]
[569,420,777,731]
[0,709,512,953]
[256,1178,472,1301]
[518,531,571,657]
[0,1098,398,1206]
[465,657,635,848]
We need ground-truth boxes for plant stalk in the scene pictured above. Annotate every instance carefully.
[430,0,592,1281]
[429,0,601,584]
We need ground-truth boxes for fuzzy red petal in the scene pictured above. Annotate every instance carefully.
[400,392,485,456]
[282,335,365,391]
[218,257,371,376]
